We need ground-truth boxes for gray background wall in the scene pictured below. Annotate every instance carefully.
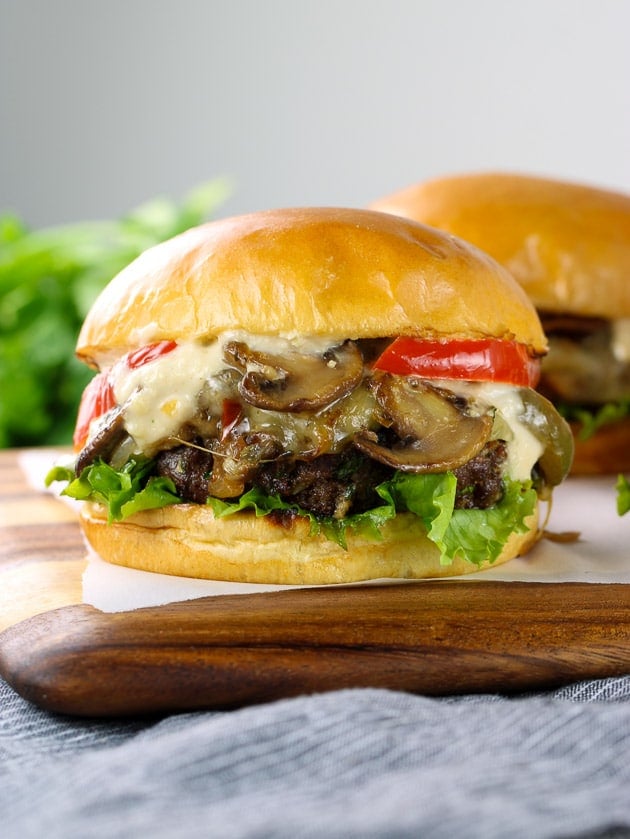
[1,0,629,228]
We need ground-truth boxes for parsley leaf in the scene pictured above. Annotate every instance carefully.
[1,179,229,448]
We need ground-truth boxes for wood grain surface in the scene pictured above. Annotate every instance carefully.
[1,448,629,718]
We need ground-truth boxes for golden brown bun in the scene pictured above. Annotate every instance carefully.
[80,500,540,585]
[369,173,630,320]
[76,207,546,366]
[370,174,630,474]
[569,416,630,475]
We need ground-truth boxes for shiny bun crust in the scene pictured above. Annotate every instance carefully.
[76,207,546,365]
[80,501,540,585]
[370,173,630,320]
[570,416,630,475]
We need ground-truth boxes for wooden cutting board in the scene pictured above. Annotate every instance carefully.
[1,448,629,717]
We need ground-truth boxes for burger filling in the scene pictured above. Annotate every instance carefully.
[539,313,630,438]
[47,334,573,566]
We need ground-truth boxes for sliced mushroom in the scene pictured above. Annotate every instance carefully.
[75,407,129,474]
[207,432,284,498]
[223,340,364,412]
[353,375,493,473]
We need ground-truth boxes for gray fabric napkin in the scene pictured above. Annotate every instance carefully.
[2,675,630,838]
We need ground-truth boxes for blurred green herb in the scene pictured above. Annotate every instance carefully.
[558,400,630,440]
[0,179,230,449]
[617,475,630,516]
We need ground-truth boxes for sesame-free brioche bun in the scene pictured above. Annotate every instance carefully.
[76,206,546,366]
[80,500,540,585]
[369,173,630,320]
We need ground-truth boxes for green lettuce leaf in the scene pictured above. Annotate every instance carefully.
[378,472,536,566]
[559,400,630,441]
[617,475,630,516]
[45,458,181,523]
[46,458,537,566]
[208,485,397,550]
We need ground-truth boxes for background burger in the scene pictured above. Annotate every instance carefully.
[47,207,573,584]
[370,172,630,475]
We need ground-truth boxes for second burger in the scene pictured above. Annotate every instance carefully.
[370,172,630,474]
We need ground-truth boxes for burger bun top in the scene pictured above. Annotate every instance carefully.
[76,207,546,366]
[370,173,630,321]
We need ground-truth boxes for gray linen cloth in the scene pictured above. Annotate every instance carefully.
[2,675,630,838]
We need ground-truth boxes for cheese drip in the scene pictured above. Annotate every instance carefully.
[109,335,543,479]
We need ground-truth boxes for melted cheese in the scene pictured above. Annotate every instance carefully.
[444,381,544,482]
[222,330,342,356]
[110,333,340,454]
[113,341,225,452]
[108,335,544,478]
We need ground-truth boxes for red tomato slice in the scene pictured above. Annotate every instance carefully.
[373,337,540,388]
[126,340,178,369]
[73,341,178,450]
[73,372,115,451]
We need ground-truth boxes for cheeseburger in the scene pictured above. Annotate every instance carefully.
[370,172,630,474]
[47,208,573,584]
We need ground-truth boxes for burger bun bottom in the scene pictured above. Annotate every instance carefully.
[80,501,540,585]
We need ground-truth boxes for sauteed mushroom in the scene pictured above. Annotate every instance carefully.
[75,407,128,474]
[223,340,364,412]
[353,374,493,473]
[207,432,284,498]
